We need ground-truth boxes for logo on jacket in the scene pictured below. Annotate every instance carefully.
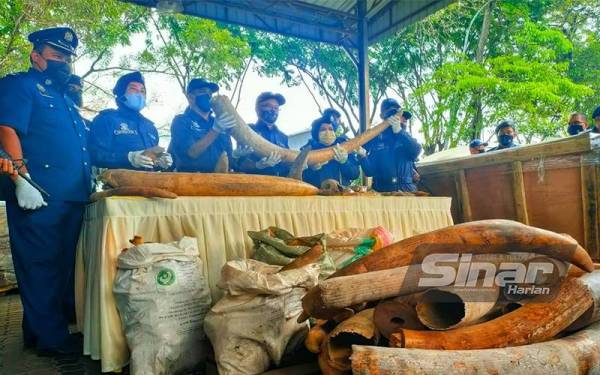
[114,123,138,136]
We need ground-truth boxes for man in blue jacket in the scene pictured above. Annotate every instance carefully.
[302,116,359,187]
[0,27,91,355]
[234,92,290,176]
[89,71,172,170]
[167,78,234,172]
[359,98,422,192]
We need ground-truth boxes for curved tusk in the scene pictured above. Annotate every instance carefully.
[211,95,392,165]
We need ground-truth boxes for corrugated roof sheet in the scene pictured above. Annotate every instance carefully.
[121,0,454,47]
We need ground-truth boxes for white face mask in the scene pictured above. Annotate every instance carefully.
[319,130,336,146]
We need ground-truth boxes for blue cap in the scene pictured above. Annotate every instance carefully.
[469,139,488,148]
[380,98,400,113]
[256,91,285,106]
[28,27,78,56]
[187,78,219,94]
[322,108,341,119]
[593,106,600,120]
[112,71,145,97]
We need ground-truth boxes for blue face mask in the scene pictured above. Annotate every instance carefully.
[123,93,146,112]
[499,134,514,147]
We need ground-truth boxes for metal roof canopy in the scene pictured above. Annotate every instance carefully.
[120,0,454,132]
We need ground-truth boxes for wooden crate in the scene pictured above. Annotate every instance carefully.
[417,133,600,259]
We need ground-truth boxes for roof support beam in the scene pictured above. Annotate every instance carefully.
[357,0,370,134]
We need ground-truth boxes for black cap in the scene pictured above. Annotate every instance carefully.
[256,91,285,106]
[322,108,341,119]
[113,71,145,97]
[469,139,488,148]
[593,106,600,120]
[28,27,78,56]
[495,120,516,134]
[187,78,219,94]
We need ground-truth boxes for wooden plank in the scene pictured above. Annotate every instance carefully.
[455,171,472,222]
[512,161,529,225]
[581,156,599,259]
[418,133,599,176]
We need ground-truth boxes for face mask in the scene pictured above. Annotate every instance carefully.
[567,124,584,136]
[195,94,212,113]
[260,109,278,124]
[498,134,514,147]
[123,93,146,112]
[44,59,72,87]
[319,130,336,146]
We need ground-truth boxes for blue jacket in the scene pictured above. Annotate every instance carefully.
[89,104,159,169]
[301,138,360,187]
[360,127,421,192]
[238,120,290,176]
[0,69,91,202]
[167,107,232,172]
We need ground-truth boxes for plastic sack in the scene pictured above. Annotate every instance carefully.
[113,237,212,375]
[326,226,394,269]
[204,259,319,375]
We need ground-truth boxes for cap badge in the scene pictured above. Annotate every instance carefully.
[64,31,73,42]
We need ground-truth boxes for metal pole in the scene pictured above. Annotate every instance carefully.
[357,0,370,134]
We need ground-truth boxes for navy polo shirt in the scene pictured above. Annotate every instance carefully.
[0,69,91,202]
[89,104,159,169]
[238,120,290,176]
[301,138,360,187]
[167,107,232,172]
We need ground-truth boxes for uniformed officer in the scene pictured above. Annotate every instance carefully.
[359,98,422,192]
[592,106,600,133]
[0,27,91,354]
[89,71,172,170]
[469,139,488,155]
[234,92,290,176]
[301,116,360,188]
[167,78,234,172]
[488,120,519,151]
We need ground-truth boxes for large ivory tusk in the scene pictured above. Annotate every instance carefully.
[100,169,319,196]
[374,295,426,339]
[351,320,600,375]
[389,271,600,350]
[210,95,392,165]
[331,220,594,278]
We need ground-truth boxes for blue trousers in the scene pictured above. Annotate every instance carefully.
[6,200,85,350]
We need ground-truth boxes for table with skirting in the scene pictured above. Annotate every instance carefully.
[74,195,453,372]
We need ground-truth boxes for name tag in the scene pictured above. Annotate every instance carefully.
[114,123,138,136]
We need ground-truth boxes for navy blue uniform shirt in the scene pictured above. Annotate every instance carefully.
[360,127,421,192]
[0,68,91,202]
[167,107,232,172]
[89,104,158,169]
[238,120,290,176]
[301,138,360,187]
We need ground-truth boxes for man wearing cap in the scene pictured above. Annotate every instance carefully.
[359,98,422,192]
[488,120,519,152]
[0,27,91,354]
[469,139,488,155]
[168,78,234,172]
[89,71,172,170]
[235,92,290,176]
[590,106,600,134]
[301,116,360,188]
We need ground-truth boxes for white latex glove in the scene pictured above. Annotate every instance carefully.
[310,162,324,171]
[213,113,237,134]
[14,174,47,210]
[128,150,154,169]
[357,147,368,158]
[389,115,403,133]
[333,144,348,164]
[256,152,282,169]
[155,152,173,169]
[232,145,255,159]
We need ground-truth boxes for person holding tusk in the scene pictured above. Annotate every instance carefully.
[234,91,290,176]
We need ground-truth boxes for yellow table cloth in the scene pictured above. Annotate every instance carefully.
[75,195,453,372]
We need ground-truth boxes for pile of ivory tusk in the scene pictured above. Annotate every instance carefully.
[299,219,600,374]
